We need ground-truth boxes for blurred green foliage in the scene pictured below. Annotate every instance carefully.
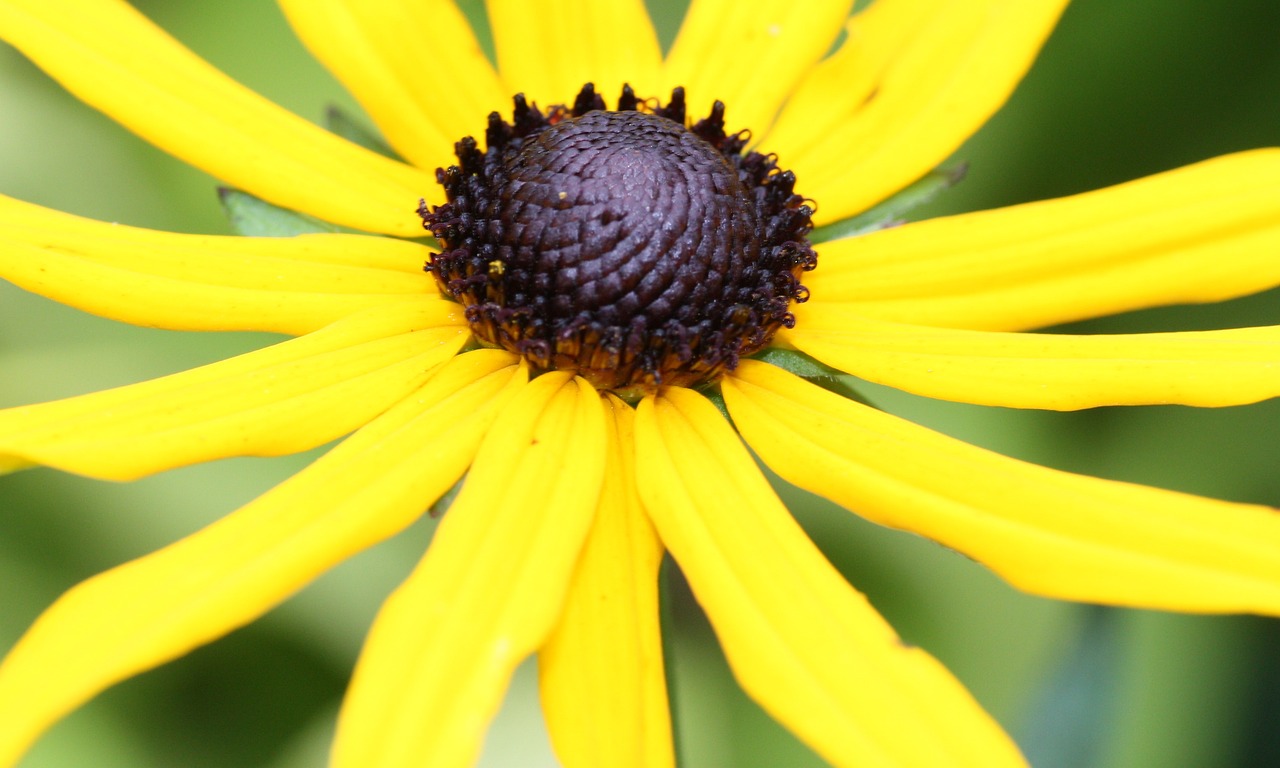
[1,1,1278,766]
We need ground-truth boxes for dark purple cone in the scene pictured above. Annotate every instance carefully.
[420,84,816,393]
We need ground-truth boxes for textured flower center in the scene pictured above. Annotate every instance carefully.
[420,84,816,394]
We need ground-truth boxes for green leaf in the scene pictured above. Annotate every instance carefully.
[324,105,401,161]
[218,188,340,237]
[810,163,967,244]
[1015,606,1121,768]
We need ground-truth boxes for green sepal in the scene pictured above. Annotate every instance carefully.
[325,105,401,161]
[750,345,843,379]
[750,346,876,407]
[218,188,341,237]
[702,386,731,422]
[809,163,967,244]
[429,474,466,518]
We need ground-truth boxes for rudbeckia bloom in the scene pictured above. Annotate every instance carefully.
[2,0,1280,766]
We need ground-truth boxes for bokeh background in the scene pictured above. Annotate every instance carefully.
[2,1,1279,766]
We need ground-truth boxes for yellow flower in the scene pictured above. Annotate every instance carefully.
[2,1,1280,767]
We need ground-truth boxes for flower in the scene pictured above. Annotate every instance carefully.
[2,0,1280,766]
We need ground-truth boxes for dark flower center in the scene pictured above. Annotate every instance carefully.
[420,83,816,394]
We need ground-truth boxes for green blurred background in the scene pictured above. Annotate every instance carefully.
[2,1,1278,766]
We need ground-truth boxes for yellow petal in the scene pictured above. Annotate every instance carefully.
[634,387,1025,768]
[279,0,505,180]
[488,0,662,109]
[0,300,467,479]
[0,350,526,768]
[760,0,942,152]
[786,307,1280,410]
[724,360,1280,615]
[0,195,433,334]
[662,0,854,136]
[539,394,673,768]
[808,149,1280,331]
[0,0,435,235]
[333,373,607,768]
[767,0,1068,224]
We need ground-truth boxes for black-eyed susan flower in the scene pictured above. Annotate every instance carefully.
[2,0,1280,766]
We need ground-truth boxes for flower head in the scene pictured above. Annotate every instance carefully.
[2,1,1280,767]
[420,84,816,394]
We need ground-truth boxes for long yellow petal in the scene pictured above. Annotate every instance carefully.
[761,0,944,153]
[724,361,1280,615]
[767,0,1068,224]
[0,350,526,768]
[279,0,505,179]
[332,373,607,768]
[0,0,435,235]
[808,149,1280,331]
[634,387,1025,768]
[488,0,662,110]
[662,0,854,136]
[0,300,466,479]
[539,394,673,768]
[786,307,1280,410]
[0,195,432,334]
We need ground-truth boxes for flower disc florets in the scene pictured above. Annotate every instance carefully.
[420,83,816,394]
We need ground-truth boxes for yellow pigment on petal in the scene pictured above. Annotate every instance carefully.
[808,149,1280,331]
[539,394,673,768]
[488,0,662,110]
[786,307,1280,410]
[634,387,1026,768]
[0,350,526,768]
[662,0,854,137]
[0,0,435,235]
[332,373,606,768]
[724,361,1280,615]
[0,300,466,479]
[0,195,433,334]
[758,0,949,157]
[769,0,1069,224]
[279,0,506,182]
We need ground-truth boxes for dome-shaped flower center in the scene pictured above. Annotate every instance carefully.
[420,84,816,395]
